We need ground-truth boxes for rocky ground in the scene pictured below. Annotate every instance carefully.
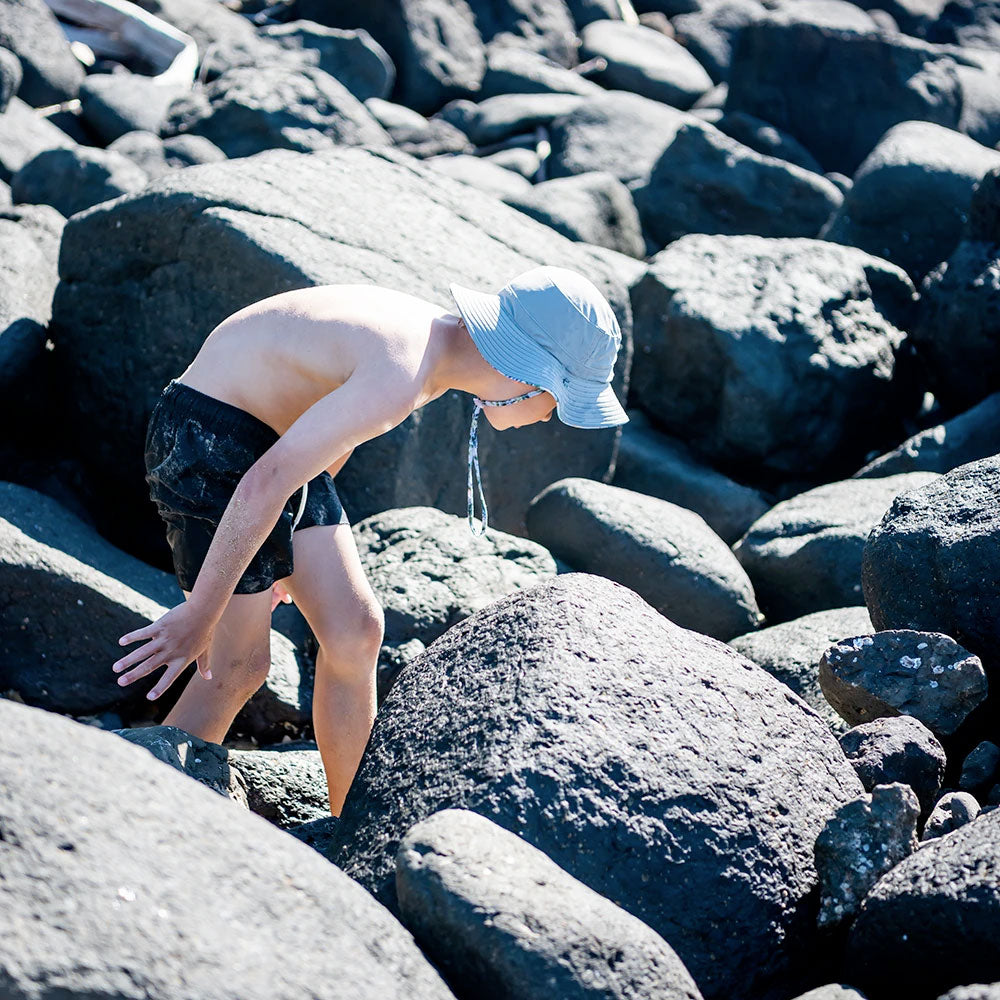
[1,0,999,998]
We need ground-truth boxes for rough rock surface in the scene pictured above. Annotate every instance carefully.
[227,743,331,827]
[959,741,1000,795]
[0,0,84,107]
[920,790,980,842]
[331,573,864,1000]
[396,808,704,1000]
[0,97,75,183]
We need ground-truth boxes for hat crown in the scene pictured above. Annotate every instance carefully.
[498,266,621,383]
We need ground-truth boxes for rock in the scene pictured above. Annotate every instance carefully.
[396,808,705,1000]
[484,145,540,178]
[968,165,1000,241]
[289,813,340,857]
[633,119,841,248]
[578,20,712,108]
[0,0,84,107]
[502,170,646,257]
[79,72,187,144]
[366,98,473,156]
[0,44,22,112]
[290,0,485,114]
[0,96,75,183]
[815,782,920,929]
[51,145,629,554]
[854,393,1000,479]
[331,573,865,1000]
[107,130,227,179]
[838,716,946,817]
[712,109,823,173]
[787,988,868,1000]
[820,121,1000,284]
[671,0,766,83]
[12,146,148,218]
[527,478,762,640]
[630,234,919,484]
[376,637,426,704]
[479,40,604,98]
[611,412,770,544]
[862,457,1000,681]
[845,806,1000,997]
[437,91,587,147]
[0,697,455,1000]
[260,21,395,102]
[921,790,980,842]
[427,152,534,198]
[733,473,939,623]
[730,607,873,733]
[162,64,390,158]
[959,741,1000,794]
[354,506,557,697]
[819,630,988,737]
[937,987,1000,1000]
[227,743,331,826]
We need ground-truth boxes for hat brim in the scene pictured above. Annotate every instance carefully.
[449,280,628,430]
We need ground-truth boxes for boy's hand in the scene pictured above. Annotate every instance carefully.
[270,581,292,614]
[113,602,216,700]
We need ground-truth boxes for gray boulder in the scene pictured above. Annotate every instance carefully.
[733,473,939,623]
[331,573,865,1000]
[711,109,823,173]
[630,234,918,483]
[730,606,873,733]
[820,121,1000,283]
[227,743,331,827]
[397,808,704,1000]
[845,807,1000,997]
[0,96,75,182]
[462,0,578,67]
[633,118,842,248]
[479,40,605,98]
[0,698,455,1000]
[937,987,1000,1000]
[527,478,762,640]
[921,790,980,842]
[437,92,587,147]
[79,72,188,144]
[107,130,227,179]
[0,0,84,107]
[959,741,1000,795]
[671,0,766,83]
[787,988,868,1000]
[427,152,534,198]
[0,45,22,112]
[365,97,473,157]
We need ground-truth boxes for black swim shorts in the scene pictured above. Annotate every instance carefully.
[144,379,350,594]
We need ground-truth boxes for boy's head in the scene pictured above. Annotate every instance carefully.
[449,265,628,430]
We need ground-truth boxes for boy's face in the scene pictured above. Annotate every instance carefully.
[484,388,557,430]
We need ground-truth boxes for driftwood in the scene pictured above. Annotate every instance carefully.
[43,0,198,85]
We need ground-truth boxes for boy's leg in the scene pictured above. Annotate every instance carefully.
[161,589,273,745]
[280,522,383,817]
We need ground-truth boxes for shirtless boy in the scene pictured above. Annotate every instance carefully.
[112,265,627,815]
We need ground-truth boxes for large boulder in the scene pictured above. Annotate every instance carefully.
[436,91,588,147]
[671,0,767,83]
[0,0,84,107]
[78,73,188,144]
[478,39,605,98]
[0,97,75,183]
[330,574,865,1000]
[463,0,578,67]
[845,807,1000,998]
[0,697,456,1000]
[527,477,762,640]
[629,234,919,484]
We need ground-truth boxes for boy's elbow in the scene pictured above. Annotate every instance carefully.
[240,459,295,512]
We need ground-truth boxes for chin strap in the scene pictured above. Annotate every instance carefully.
[468,388,545,536]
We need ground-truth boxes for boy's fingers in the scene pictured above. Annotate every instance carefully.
[112,642,161,674]
[118,624,157,647]
[146,663,184,701]
[117,652,168,687]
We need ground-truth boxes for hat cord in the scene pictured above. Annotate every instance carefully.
[467,388,545,536]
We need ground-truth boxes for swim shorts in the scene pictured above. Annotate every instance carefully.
[144,379,350,594]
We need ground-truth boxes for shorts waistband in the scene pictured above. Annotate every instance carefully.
[158,379,279,448]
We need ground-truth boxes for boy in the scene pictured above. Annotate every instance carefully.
[113,264,627,815]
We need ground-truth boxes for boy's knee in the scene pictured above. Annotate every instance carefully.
[315,593,384,674]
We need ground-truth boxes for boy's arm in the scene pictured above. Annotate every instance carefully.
[325,447,354,478]
[113,369,415,697]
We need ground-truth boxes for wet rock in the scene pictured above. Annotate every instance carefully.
[0,697,455,1000]
[0,96,75,182]
[815,782,920,929]
[959,741,1000,794]
[838,716,946,817]
[79,73,188,144]
[630,233,918,483]
[0,0,84,107]
[730,607,873,733]
[819,630,988,736]
[0,45,22,112]
[633,118,842,248]
[12,146,148,218]
[845,807,1000,997]
[479,40,604,98]
[527,478,762,640]
[396,808,705,1000]
[733,473,938,623]
[579,20,712,108]
[331,573,864,1000]
[921,790,980,842]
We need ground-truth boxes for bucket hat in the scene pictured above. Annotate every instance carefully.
[449,265,628,429]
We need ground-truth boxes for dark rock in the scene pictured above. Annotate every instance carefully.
[260,21,395,102]
[396,808,705,1000]
[79,73,187,144]
[959,741,1000,793]
[331,573,864,1000]
[711,109,823,173]
[0,45,21,112]
[839,715,946,817]
[437,91,587,147]
[107,130,226,179]
[365,97,473,157]
[845,807,1000,998]
[527,478,762,640]
[479,39,604,98]
[289,0,485,114]
[921,789,980,842]
[502,170,646,257]
[815,782,920,929]
[862,457,1000,682]
[427,152,533,198]
[0,0,84,107]
[227,743,331,826]
[820,121,1000,284]
[0,96,75,183]
[968,165,1000,241]
[161,64,390,158]
[854,393,1000,479]
[633,118,842,249]
[0,697,455,1000]
[923,0,1000,49]
[12,146,148,218]
[463,0,578,67]
[289,813,340,856]
[730,607,873,733]
[819,630,988,737]
[630,234,918,484]
[733,473,938,623]
[612,412,769,544]
[578,20,712,108]
[671,0,766,83]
